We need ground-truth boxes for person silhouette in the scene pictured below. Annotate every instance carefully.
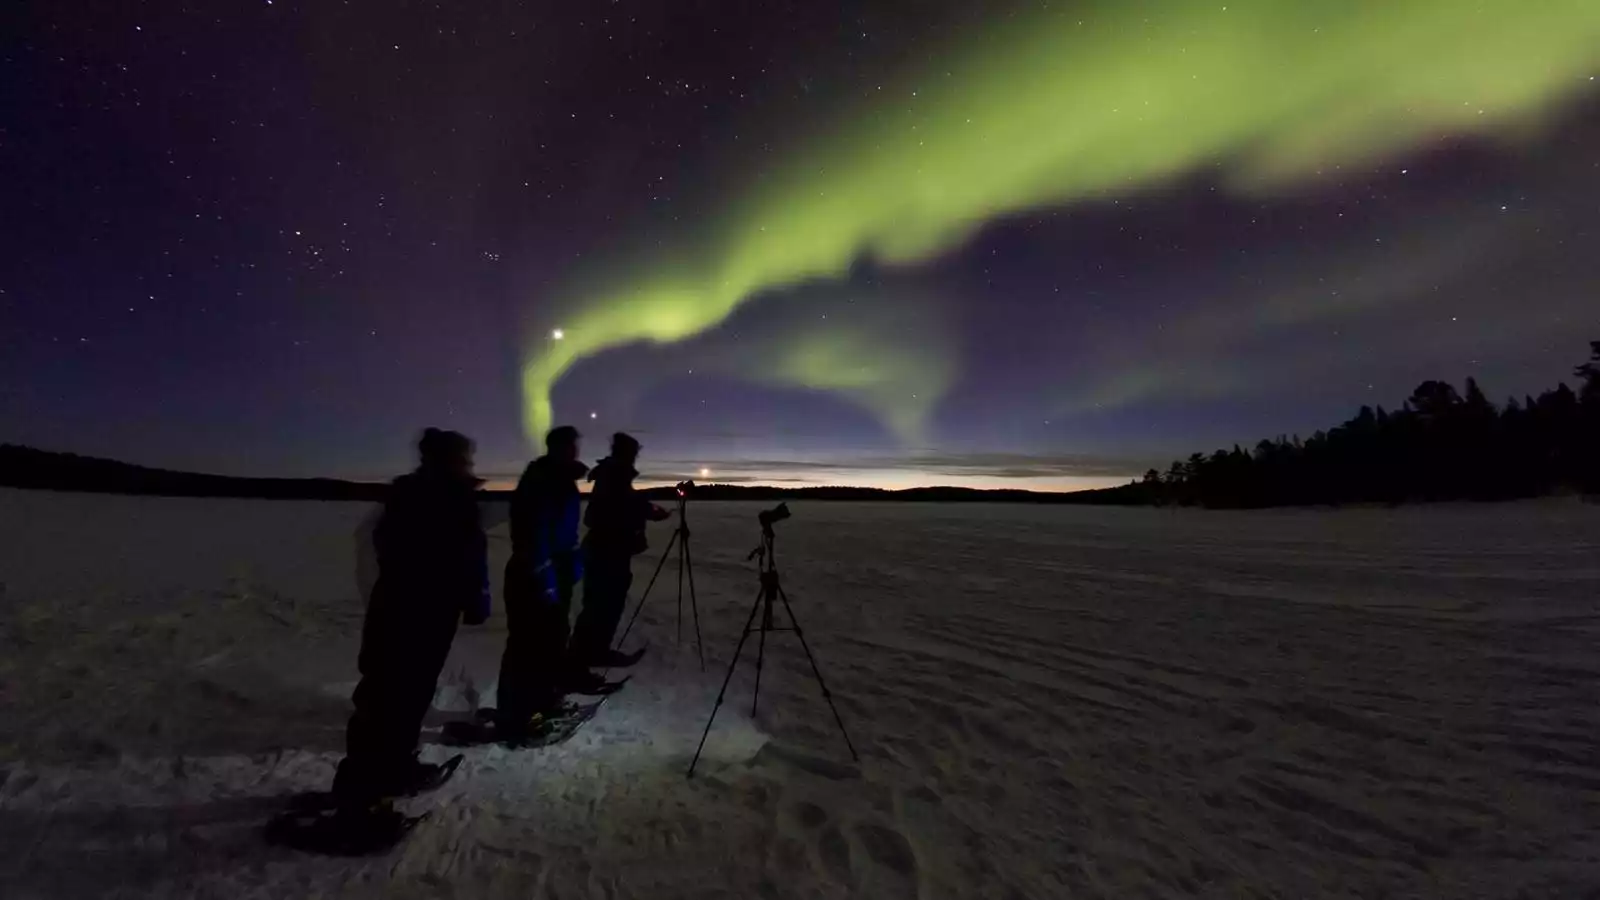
[290,428,489,850]
[570,432,669,675]
[493,425,589,738]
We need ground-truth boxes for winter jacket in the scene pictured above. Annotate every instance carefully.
[373,466,489,622]
[583,457,667,557]
[510,454,588,597]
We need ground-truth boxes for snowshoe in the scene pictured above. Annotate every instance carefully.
[397,753,463,795]
[329,751,463,802]
[563,670,631,696]
[471,700,587,724]
[265,801,425,856]
[444,701,601,747]
[514,702,605,748]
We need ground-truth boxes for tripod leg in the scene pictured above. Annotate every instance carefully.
[752,587,770,719]
[615,529,676,652]
[688,585,765,779]
[683,537,705,671]
[676,540,685,645]
[775,585,860,761]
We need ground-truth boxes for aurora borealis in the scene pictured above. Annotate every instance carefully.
[521,0,1600,444]
[6,1,1600,489]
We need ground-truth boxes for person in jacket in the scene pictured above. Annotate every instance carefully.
[570,432,669,670]
[494,424,588,737]
[333,427,489,807]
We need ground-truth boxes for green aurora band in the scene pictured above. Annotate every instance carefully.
[703,296,957,443]
[522,0,1600,441]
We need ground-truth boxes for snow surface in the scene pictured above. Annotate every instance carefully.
[1,487,1598,898]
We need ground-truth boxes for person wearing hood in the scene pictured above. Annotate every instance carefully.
[333,427,489,810]
[571,431,670,671]
[494,424,589,737]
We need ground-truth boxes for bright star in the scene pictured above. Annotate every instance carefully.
[551,328,565,340]
[699,467,711,479]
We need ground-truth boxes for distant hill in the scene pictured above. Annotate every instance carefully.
[0,444,1135,504]
[0,444,392,501]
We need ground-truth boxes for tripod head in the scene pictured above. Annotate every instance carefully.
[667,480,693,529]
[747,502,790,568]
[757,501,790,532]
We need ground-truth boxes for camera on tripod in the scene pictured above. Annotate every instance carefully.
[690,497,857,778]
[757,502,791,529]
[675,479,696,497]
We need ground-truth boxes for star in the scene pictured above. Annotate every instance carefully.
[699,467,711,479]
[551,328,565,340]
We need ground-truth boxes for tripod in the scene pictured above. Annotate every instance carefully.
[612,489,704,670]
[687,520,858,778]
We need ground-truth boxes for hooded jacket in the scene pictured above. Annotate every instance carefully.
[583,456,667,557]
[373,466,489,621]
[510,454,589,595]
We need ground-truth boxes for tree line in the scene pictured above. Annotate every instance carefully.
[1131,340,1600,508]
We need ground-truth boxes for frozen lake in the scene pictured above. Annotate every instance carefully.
[1,489,1597,897]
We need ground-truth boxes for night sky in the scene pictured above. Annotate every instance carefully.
[5,2,1599,490]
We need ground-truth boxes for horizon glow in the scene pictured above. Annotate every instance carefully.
[478,471,1130,495]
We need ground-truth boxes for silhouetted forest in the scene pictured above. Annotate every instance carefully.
[1127,340,1600,508]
